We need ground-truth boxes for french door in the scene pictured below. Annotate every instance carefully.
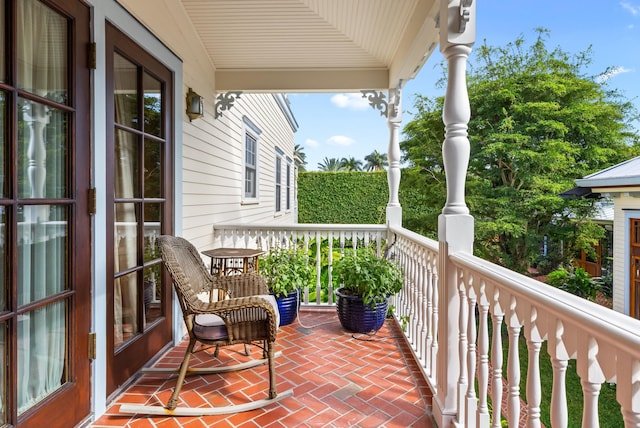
[0,0,92,426]
[105,23,174,395]
[631,218,640,319]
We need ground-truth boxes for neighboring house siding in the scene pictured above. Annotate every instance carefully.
[613,195,640,314]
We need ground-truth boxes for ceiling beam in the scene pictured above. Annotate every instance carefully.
[215,68,389,93]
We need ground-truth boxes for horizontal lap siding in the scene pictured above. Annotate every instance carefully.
[183,93,297,249]
[612,194,640,314]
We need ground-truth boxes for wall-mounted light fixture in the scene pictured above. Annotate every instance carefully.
[186,87,204,121]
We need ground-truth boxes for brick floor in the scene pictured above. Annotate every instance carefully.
[93,308,435,427]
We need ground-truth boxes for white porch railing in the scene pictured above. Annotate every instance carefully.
[213,223,386,305]
[212,223,640,427]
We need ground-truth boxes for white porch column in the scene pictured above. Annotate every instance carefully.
[434,0,476,427]
[386,87,402,226]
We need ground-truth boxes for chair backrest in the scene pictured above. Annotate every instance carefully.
[157,235,214,315]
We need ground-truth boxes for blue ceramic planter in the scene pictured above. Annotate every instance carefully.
[274,289,300,326]
[335,287,388,333]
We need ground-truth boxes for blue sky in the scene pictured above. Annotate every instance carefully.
[291,0,640,171]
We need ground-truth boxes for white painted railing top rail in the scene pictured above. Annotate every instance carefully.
[450,251,640,427]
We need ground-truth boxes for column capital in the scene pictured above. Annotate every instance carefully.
[440,0,476,49]
[387,87,402,125]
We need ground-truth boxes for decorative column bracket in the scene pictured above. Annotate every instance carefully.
[360,90,387,117]
[215,91,243,119]
[458,0,473,33]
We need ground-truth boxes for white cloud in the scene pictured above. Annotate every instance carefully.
[305,138,319,148]
[621,1,640,16]
[330,93,370,111]
[596,66,633,83]
[327,135,355,146]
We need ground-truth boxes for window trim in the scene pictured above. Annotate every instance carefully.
[242,116,261,204]
[286,156,292,212]
[274,147,283,214]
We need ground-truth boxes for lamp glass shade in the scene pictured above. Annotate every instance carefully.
[186,88,203,121]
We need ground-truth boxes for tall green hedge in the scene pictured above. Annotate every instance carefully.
[297,171,388,224]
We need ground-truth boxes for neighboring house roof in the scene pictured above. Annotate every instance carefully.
[592,200,614,223]
[575,156,640,188]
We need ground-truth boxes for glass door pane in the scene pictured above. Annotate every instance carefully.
[17,301,67,414]
[17,0,68,103]
[114,54,138,129]
[17,205,67,306]
[2,0,91,424]
[17,99,69,199]
[0,0,5,82]
[107,22,172,395]
[0,92,5,197]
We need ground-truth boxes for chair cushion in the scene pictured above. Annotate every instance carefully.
[193,295,280,341]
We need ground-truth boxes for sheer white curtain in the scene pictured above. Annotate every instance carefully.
[113,54,139,346]
[16,0,67,413]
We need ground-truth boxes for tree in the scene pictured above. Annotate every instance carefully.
[401,29,640,273]
[340,156,363,171]
[364,150,388,171]
[317,157,343,171]
[294,144,308,171]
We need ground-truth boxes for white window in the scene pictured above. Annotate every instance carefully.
[286,157,292,211]
[275,149,283,213]
[242,117,261,202]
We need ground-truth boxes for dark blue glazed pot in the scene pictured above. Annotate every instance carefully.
[335,287,388,333]
[274,288,300,326]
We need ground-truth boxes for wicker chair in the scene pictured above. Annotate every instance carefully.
[120,235,291,416]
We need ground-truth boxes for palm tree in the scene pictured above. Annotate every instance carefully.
[340,157,363,171]
[317,157,343,171]
[364,150,388,171]
[294,144,308,171]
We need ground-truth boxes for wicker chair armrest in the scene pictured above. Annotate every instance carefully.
[214,273,269,297]
[193,296,278,342]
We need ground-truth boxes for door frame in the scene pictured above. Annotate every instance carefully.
[0,0,92,426]
[614,208,640,316]
[87,2,185,414]
[104,22,175,396]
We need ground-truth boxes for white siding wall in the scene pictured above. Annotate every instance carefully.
[612,193,640,314]
[117,0,298,251]
[183,94,297,250]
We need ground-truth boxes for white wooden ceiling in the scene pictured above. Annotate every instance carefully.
[181,0,440,91]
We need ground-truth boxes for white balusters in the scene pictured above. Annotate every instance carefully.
[525,307,542,428]
[426,255,435,376]
[617,353,640,427]
[477,283,490,427]
[507,297,522,428]
[466,282,478,428]
[327,231,334,304]
[457,268,469,427]
[491,305,504,428]
[548,320,568,428]
[577,337,604,428]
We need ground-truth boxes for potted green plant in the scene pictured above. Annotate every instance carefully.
[260,247,313,326]
[333,246,404,333]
